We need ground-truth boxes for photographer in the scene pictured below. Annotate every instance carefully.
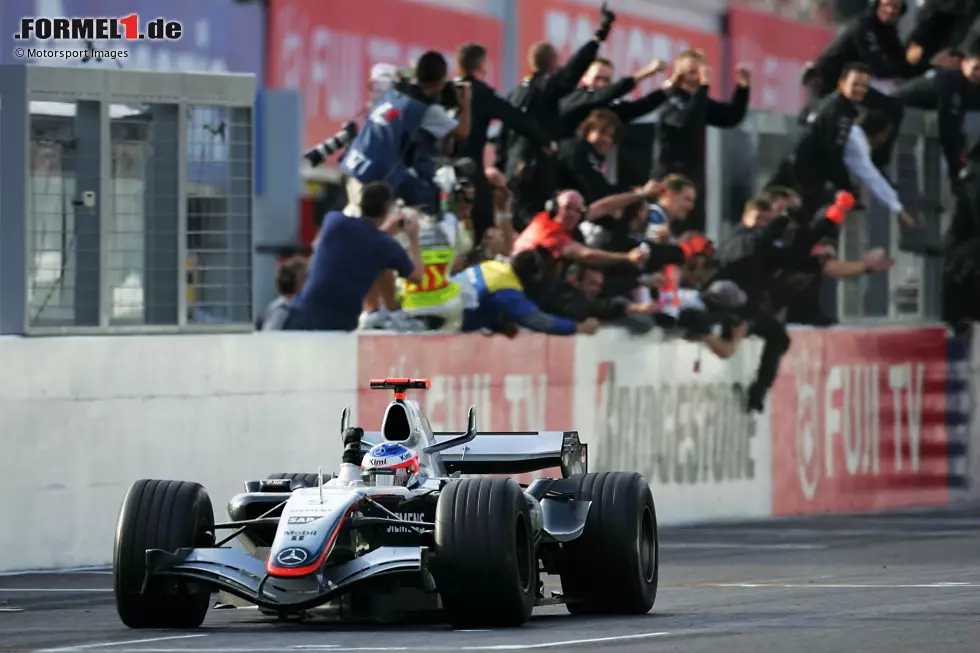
[283,182,424,332]
[338,52,471,216]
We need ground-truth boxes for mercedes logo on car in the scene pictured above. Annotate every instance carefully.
[275,547,310,567]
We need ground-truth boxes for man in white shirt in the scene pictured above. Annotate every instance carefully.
[842,110,918,229]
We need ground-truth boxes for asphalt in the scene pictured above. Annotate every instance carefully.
[2,505,979,653]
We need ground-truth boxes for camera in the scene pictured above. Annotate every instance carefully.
[304,121,359,168]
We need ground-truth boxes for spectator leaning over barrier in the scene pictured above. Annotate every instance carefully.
[647,174,699,316]
[282,182,424,332]
[578,198,667,307]
[256,256,308,331]
[452,247,601,337]
[560,263,659,334]
[511,189,650,269]
[657,237,750,361]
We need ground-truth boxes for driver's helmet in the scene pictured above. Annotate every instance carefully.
[361,442,422,488]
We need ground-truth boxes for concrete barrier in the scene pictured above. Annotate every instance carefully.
[0,323,972,573]
[0,333,356,572]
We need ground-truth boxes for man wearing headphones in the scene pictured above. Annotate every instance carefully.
[510,189,650,268]
[801,0,917,170]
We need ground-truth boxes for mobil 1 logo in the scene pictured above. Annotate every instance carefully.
[595,362,757,485]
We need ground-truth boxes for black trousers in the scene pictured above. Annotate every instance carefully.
[804,81,904,170]
[746,308,791,410]
[469,169,495,249]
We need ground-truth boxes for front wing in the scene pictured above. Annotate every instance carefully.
[145,545,433,612]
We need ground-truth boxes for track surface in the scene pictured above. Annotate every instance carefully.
[2,506,979,653]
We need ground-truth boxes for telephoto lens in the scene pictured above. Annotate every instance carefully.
[304,121,358,167]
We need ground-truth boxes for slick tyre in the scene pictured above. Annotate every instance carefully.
[265,473,332,487]
[113,479,216,628]
[557,472,659,614]
[433,477,536,627]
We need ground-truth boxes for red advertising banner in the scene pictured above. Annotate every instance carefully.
[357,333,575,481]
[267,0,503,149]
[770,327,951,516]
[517,0,724,99]
[726,6,835,115]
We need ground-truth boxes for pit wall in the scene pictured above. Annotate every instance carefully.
[1,324,975,572]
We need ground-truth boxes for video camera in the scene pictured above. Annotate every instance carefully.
[435,157,477,202]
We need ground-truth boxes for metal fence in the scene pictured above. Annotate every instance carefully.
[0,65,256,335]
[719,104,973,326]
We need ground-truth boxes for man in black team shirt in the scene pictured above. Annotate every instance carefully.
[653,49,750,232]
[802,0,919,169]
[496,2,616,230]
[772,62,938,254]
[557,56,668,139]
[905,0,980,68]
[454,42,554,247]
[892,45,980,187]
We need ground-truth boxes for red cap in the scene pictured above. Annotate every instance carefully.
[825,205,846,225]
[834,191,855,212]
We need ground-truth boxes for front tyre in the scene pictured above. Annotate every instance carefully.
[433,477,536,627]
[113,479,215,628]
[557,472,659,614]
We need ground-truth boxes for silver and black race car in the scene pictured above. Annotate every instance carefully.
[112,378,659,629]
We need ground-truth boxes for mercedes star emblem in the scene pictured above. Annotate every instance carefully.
[275,547,310,567]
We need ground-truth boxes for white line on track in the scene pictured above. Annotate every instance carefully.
[715,582,980,588]
[661,543,827,550]
[37,635,206,652]
[0,566,111,577]
[460,632,671,649]
[0,607,23,612]
[79,633,674,653]
[0,588,112,592]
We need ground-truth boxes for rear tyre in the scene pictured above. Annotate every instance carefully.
[265,472,332,487]
[557,472,659,615]
[113,479,215,628]
[433,477,536,627]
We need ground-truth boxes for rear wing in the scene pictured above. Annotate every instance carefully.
[360,430,588,477]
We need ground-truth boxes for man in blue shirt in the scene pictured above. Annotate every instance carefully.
[284,183,423,331]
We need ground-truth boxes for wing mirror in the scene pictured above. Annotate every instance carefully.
[340,405,350,435]
[423,406,477,454]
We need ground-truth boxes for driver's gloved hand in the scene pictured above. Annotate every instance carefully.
[342,427,365,465]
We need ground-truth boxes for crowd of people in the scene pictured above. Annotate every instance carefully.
[257,0,980,414]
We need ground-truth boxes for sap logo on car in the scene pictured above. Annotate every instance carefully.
[287,516,318,524]
[275,547,310,567]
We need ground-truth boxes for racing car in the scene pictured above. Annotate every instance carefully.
[112,378,659,629]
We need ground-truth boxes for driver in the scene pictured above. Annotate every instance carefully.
[361,442,425,489]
